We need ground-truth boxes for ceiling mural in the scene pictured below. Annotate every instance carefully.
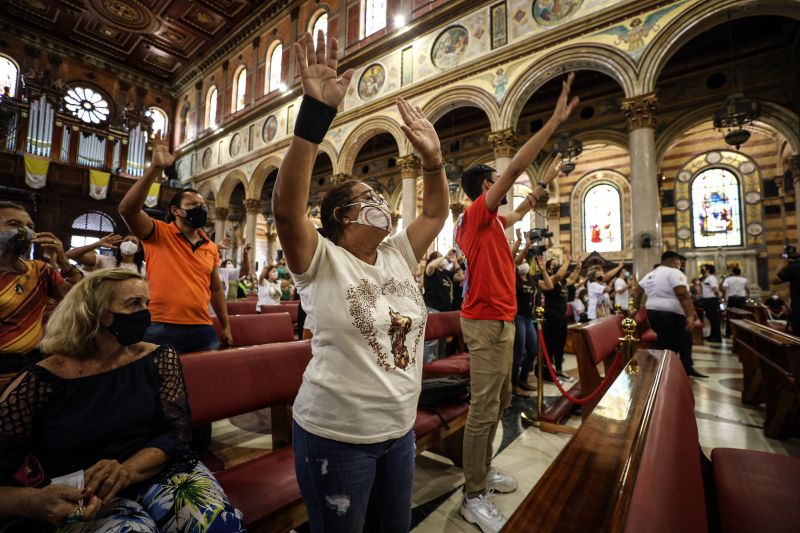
[3,0,259,81]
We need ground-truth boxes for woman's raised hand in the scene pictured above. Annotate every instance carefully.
[295,31,354,109]
[396,97,442,166]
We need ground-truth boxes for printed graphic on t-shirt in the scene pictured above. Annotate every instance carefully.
[346,278,427,371]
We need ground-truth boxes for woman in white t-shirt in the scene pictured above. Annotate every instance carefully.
[65,233,145,276]
[272,32,449,533]
[256,264,282,310]
[572,288,588,323]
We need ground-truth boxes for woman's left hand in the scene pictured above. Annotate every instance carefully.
[83,459,134,503]
[396,97,441,166]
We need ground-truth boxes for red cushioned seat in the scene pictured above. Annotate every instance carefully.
[582,315,623,365]
[215,447,301,529]
[261,303,299,323]
[227,300,259,315]
[449,353,470,360]
[425,311,462,341]
[712,448,800,533]
[423,357,470,377]
[413,403,470,437]
[228,313,294,347]
[641,329,657,342]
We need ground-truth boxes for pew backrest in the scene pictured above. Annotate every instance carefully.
[227,301,259,315]
[259,303,299,323]
[424,311,462,341]
[182,340,312,426]
[228,312,295,347]
[581,315,624,365]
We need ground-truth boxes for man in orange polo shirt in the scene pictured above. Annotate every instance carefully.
[119,138,232,353]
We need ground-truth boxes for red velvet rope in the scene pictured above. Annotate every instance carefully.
[536,321,625,405]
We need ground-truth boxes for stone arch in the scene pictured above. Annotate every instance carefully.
[638,0,800,94]
[197,181,216,200]
[570,169,632,261]
[248,155,283,199]
[500,44,637,130]
[216,169,248,208]
[655,101,800,165]
[421,86,501,132]
[338,116,407,175]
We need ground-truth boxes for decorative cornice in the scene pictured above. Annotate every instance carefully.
[488,128,517,158]
[621,93,658,131]
[331,173,353,184]
[398,155,421,180]
[244,198,262,213]
[450,202,465,219]
[214,207,229,219]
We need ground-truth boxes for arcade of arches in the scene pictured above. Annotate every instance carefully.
[1,0,800,531]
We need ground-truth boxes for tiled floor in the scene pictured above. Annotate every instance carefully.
[210,339,799,532]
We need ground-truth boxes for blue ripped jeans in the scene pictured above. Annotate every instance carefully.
[292,421,415,533]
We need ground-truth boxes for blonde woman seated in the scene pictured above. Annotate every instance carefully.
[0,269,244,532]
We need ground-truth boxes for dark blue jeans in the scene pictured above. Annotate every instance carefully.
[513,315,537,385]
[293,421,415,533]
[143,322,219,354]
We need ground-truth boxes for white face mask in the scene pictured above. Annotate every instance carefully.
[444,260,453,271]
[345,201,392,233]
[772,295,780,300]
[119,241,138,256]
[517,264,530,275]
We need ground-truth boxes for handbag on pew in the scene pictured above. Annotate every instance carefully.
[418,377,471,430]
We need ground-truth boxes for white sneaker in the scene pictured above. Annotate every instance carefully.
[486,467,518,493]
[460,493,507,533]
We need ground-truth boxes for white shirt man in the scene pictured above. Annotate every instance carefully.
[722,274,748,298]
[701,272,719,299]
[700,265,722,342]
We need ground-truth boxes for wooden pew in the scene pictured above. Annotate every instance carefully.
[725,306,754,337]
[730,319,800,438]
[503,349,800,532]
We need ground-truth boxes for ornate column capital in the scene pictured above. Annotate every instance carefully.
[450,202,465,219]
[331,173,354,184]
[397,154,421,180]
[788,155,800,176]
[621,93,658,131]
[488,128,517,158]
[391,212,401,224]
[214,207,229,220]
[546,203,561,219]
[244,198,262,214]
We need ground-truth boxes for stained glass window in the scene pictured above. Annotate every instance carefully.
[268,44,283,93]
[691,167,742,248]
[583,183,622,253]
[0,55,18,97]
[311,12,328,42]
[149,107,168,138]
[207,88,218,129]
[364,0,386,37]
[64,86,110,124]
[234,68,247,112]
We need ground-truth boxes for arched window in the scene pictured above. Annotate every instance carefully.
[583,183,623,253]
[70,211,116,250]
[268,44,283,93]
[149,106,168,138]
[691,167,742,248]
[0,55,18,97]
[206,87,218,129]
[363,0,387,37]
[233,67,247,112]
[310,11,328,42]
[64,86,110,124]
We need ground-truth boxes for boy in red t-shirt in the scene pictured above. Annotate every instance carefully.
[455,73,579,532]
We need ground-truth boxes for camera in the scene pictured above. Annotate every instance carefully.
[529,228,553,241]
[782,245,799,260]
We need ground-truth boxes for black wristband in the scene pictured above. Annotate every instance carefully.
[293,95,337,144]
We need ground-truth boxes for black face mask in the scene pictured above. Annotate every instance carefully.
[106,309,151,346]
[180,205,208,229]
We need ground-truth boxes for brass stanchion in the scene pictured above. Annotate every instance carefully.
[620,317,639,371]
[521,307,546,426]
[614,303,622,316]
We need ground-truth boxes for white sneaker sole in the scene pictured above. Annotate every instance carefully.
[459,503,502,533]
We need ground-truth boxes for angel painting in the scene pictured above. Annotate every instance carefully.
[597,3,682,53]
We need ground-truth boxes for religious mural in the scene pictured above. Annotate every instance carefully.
[432,26,469,69]
[691,168,742,248]
[491,2,508,49]
[593,1,687,60]
[533,0,583,26]
[262,115,278,142]
[583,183,622,253]
[358,64,386,100]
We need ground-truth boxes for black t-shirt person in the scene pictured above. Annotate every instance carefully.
[778,261,800,317]
[516,275,536,317]
[424,268,454,311]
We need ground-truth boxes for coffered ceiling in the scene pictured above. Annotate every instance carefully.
[2,0,278,83]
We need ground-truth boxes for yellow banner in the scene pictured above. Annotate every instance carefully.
[89,169,111,200]
[23,155,50,189]
[145,181,161,208]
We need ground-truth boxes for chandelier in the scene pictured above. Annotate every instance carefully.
[713,93,761,150]
[551,133,582,175]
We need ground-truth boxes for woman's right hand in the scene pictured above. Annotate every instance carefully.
[98,233,123,248]
[27,485,102,526]
[295,31,354,109]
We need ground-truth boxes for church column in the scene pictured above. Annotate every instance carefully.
[547,203,561,248]
[390,212,401,235]
[265,220,277,264]
[398,155,420,226]
[488,128,517,241]
[244,199,261,268]
[451,202,465,225]
[622,94,662,279]
[214,207,228,247]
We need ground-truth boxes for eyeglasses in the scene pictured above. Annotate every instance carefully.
[345,190,387,207]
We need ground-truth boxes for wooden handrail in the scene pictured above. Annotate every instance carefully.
[502,349,671,532]
[731,319,800,346]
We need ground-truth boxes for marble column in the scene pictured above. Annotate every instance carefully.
[488,128,517,241]
[398,155,420,226]
[265,225,277,264]
[547,203,561,249]
[213,207,228,248]
[244,199,261,268]
[391,212,401,235]
[621,94,662,279]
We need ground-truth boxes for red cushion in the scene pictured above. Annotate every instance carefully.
[633,305,648,324]
[423,357,470,377]
[425,311,462,341]
[182,341,312,425]
[626,353,708,533]
[582,315,624,365]
[565,302,574,319]
[641,329,657,342]
[260,303,299,323]
[228,313,294,347]
[712,448,800,533]
[227,301,259,315]
[449,353,470,360]
[215,447,301,528]
[413,403,470,437]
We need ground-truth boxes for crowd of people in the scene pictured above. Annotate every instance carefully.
[0,30,795,533]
